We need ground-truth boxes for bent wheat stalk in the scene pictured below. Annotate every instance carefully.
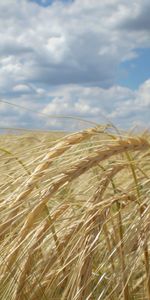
[0,126,102,239]
[2,137,149,279]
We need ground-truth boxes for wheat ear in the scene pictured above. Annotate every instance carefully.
[0,126,100,239]
[3,137,149,280]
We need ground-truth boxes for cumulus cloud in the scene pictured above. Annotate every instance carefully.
[0,0,150,91]
[119,0,150,32]
[0,0,150,129]
[0,79,150,130]
[41,82,150,129]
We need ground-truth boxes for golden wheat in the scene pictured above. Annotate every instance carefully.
[0,126,150,300]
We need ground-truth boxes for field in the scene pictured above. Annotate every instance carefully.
[0,125,150,300]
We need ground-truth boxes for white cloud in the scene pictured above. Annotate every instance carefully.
[135,79,150,108]
[13,84,31,93]
[0,79,150,130]
[0,0,150,129]
[41,81,150,129]
[0,0,150,90]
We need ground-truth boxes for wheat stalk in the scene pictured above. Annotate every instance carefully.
[0,126,102,239]
[1,127,150,300]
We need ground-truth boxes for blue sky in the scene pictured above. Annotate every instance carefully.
[30,0,72,6]
[31,0,54,6]
[0,0,150,130]
[119,48,150,89]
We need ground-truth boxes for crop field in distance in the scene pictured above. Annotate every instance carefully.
[0,124,150,300]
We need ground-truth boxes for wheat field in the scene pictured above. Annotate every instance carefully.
[0,125,150,300]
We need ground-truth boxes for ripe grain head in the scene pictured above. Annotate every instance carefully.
[0,126,150,300]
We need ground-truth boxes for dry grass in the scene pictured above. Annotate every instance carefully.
[0,125,150,300]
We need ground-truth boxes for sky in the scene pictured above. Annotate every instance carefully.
[0,0,150,131]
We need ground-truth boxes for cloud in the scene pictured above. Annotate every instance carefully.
[13,84,32,93]
[0,79,150,130]
[42,80,150,129]
[0,0,150,130]
[41,84,135,128]
[135,79,150,108]
[0,0,150,92]
[119,0,150,31]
